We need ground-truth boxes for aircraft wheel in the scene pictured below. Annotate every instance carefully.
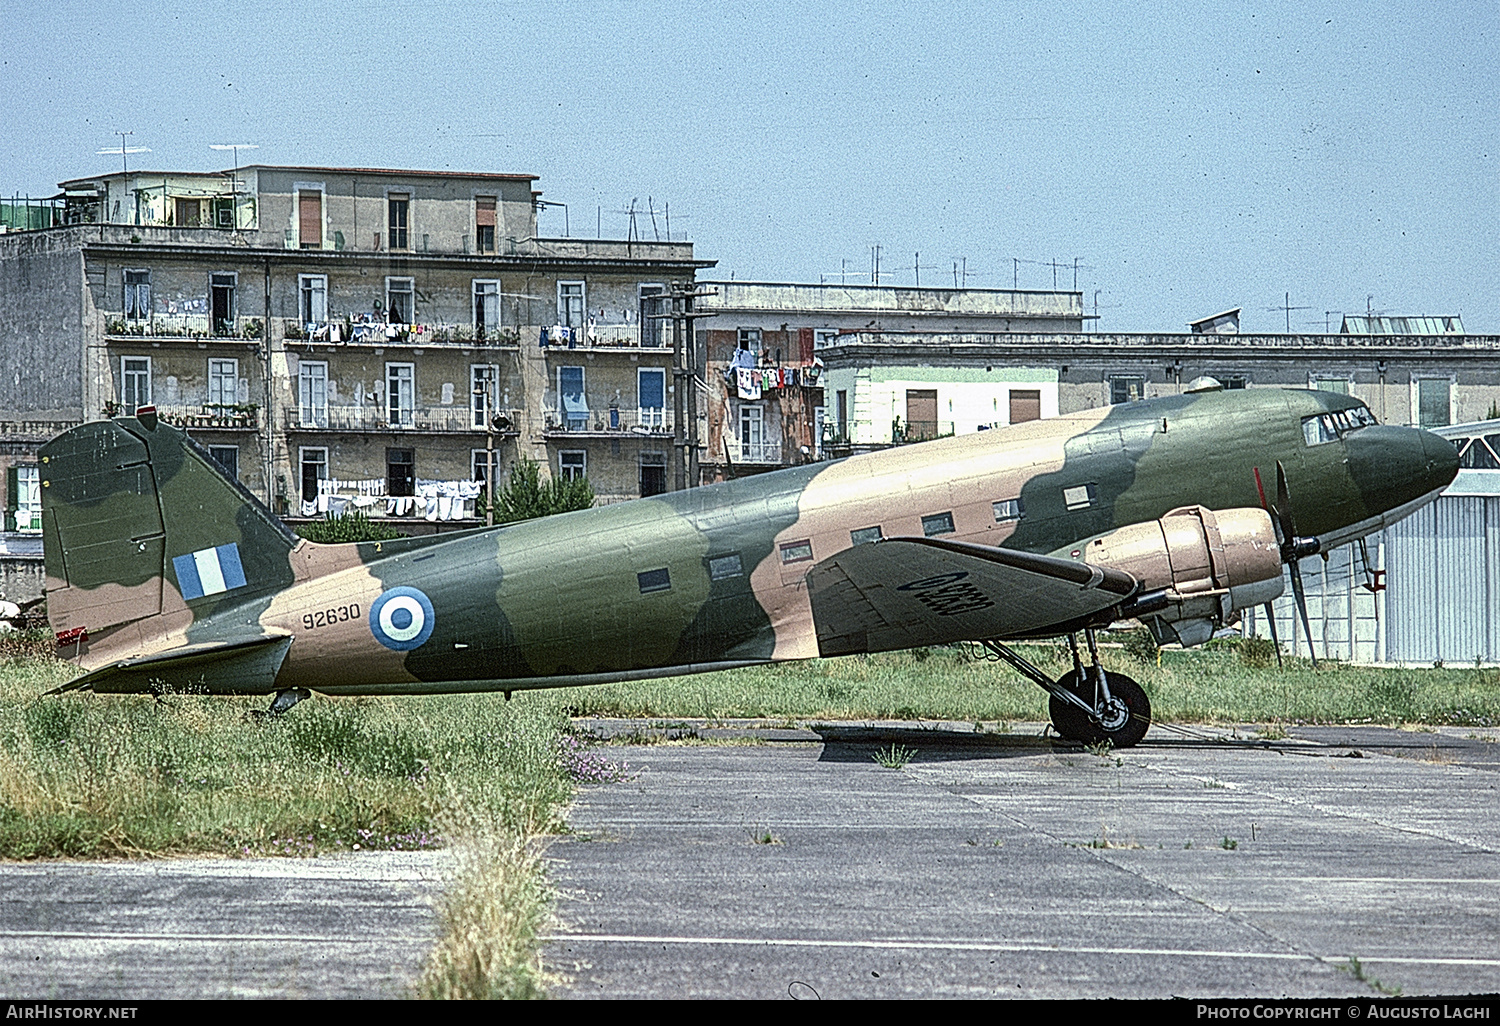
[1048,670,1152,748]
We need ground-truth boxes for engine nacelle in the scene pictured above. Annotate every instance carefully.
[1082,506,1284,648]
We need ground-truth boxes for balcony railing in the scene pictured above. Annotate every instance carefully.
[539,323,671,351]
[281,319,522,347]
[156,404,260,431]
[285,404,519,434]
[105,315,264,341]
[542,406,672,435]
[724,439,782,464]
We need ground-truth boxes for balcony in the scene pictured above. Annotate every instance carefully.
[281,319,524,349]
[157,404,261,432]
[105,315,264,342]
[538,323,672,352]
[723,439,782,464]
[541,405,672,438]
[285,404,520,435]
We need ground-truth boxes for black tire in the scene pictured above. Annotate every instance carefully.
[1048,669,1152,748]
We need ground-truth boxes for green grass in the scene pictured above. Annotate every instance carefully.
[556,640,1500,728]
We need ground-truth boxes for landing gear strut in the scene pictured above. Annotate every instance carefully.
[981,629,1151,748]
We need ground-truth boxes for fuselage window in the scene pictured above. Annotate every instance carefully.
[780,540,813,564]
[921,512,955,536]
[708,554,744,580]
[1062,484,1097,511]
[637,568,671,594]
[850,526,883,546]
[992,498,1024,523]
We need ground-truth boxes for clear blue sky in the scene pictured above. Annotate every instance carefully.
[4,0,1495,333]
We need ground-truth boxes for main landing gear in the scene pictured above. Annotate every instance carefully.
[980,629,1151,748]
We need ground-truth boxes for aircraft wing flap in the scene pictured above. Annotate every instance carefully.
[806,537,1137,656]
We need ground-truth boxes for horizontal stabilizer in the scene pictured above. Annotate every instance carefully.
[47,632,293,697]
[807,537,1137,656]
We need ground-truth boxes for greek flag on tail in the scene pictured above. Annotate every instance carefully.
[172,543,248,600]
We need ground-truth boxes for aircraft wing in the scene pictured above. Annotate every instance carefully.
[806,537,1139,656]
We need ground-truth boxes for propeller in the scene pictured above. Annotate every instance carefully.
[1270,461,1322,668]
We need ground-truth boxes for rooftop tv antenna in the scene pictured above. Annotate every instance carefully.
[97,132,150,175]
[209,143,258,196]
[1268,291,1313,333]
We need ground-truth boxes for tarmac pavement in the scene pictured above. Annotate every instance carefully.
[545,720,1500,999]
[0,720,1496,1000]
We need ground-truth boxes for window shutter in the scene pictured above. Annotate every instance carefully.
[5,466,16,533]
[798,327,814,363]
[298,192,321,246]
[476,197,496,227]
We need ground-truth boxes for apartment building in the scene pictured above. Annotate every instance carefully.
[0,165,712,543]
[692,280,1085,480]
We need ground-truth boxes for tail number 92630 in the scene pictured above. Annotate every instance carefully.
[303,604,360,631]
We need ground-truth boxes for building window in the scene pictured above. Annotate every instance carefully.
[850,525,883,546]
[473,280,500,339]
[471,364,497,429]
[298,190,322,249]
[298,361,328,427]
[208,445,239,480]
[208,358,239,409]
[640,452,667,497]
[6,465,41,533]
[1313,377,1350,395]
[558,282,585,328]
[638,368,666,430]
[559,366,587,429]
[640,284,667,348]
[740,405,768,461]
[123,270,151,321]
[299,274,328,325]
[1219,375,1248,389]
[1109,375,1145,405]
[121,356,151,414]
[386,278,414,324]
[559,450,586,482]
[387,448,415,497]
[300,447,327,503]
[1416,378,1452,428]
[813,328,839,350]
[387,193,410,251]
[472,449,498,485]
[921,511,955,537]
[210,273,236,335]
[386,363,415,427]
[836,390,848,442]
[813,406,826,456]
[475,196,496,253]
[737,327,762,354]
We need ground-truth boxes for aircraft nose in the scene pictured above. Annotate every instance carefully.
[1345,425,1459,514]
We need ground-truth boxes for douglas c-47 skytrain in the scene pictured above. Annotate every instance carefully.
[39,381,1458,747]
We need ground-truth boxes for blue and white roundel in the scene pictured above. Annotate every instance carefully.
[369,586,435,651]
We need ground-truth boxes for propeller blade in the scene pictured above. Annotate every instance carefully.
[1287,557,1319,669]
[1263,601,1283,669]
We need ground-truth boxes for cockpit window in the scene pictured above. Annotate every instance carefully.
[1301,405,1378,447]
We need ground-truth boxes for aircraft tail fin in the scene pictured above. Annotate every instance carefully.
[41,412,298,648]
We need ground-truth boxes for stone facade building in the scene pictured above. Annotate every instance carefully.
[0,165,711,549]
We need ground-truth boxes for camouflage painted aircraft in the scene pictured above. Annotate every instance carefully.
[39,383,1458,746]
